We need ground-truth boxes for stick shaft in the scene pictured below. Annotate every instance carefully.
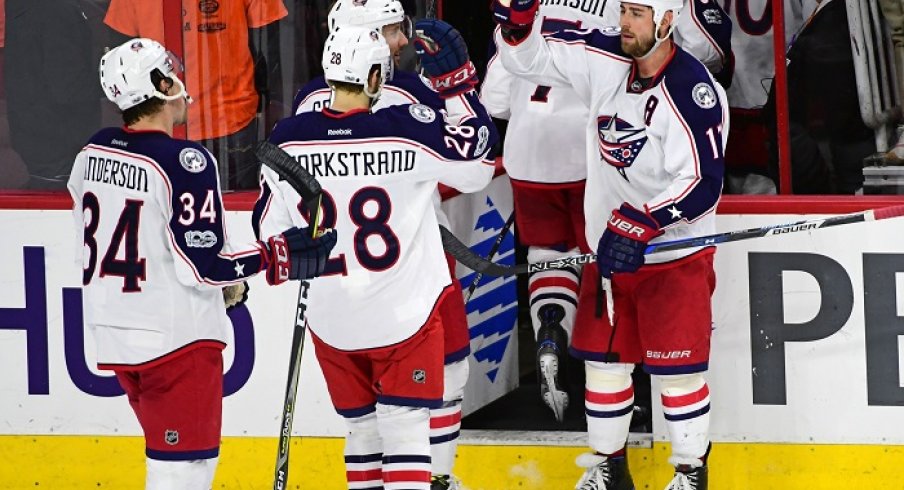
[464,211,515,302]
[444,204,904,277]
[273,280,311,489]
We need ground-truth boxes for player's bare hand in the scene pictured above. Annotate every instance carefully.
[223,281,249,311]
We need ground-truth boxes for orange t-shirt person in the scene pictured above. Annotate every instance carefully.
[105,0,287,141]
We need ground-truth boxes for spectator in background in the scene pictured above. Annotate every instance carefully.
[289,0,332,86]
[104,0,287,190]
[765,0,875,194]
[879,0,903,48]
[4,0,100,190]
[718,0,816,194]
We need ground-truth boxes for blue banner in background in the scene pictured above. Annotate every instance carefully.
[441,175,520,414]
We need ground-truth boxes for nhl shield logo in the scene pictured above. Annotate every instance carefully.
[412,369,426,384]
[164,430,179,446]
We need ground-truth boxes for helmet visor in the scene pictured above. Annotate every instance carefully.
[157,50,190,101]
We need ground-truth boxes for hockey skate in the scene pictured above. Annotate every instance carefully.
[431,474,462,490]
[536,304,569,422]
[664,464,708,490]
[574,453,635,490]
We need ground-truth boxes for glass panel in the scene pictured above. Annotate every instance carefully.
[1,0,116,190]
[1,0,898,195]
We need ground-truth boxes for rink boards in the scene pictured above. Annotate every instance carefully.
[2,194,904,488]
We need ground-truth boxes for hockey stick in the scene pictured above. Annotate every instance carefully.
[463,211,516,303]
[256,141,323,232]
[442,204,904,277]
[256,141,323,490]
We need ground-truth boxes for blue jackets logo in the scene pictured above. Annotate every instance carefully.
[597,114,648,181]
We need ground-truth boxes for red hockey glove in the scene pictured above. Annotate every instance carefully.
[260,227,338,285]
[491,0,539,30]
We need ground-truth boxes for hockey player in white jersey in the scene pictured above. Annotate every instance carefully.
[255,24,497,490]
[281,2,478,487]
[719,0,815,193]
[67,38,336,490]
[481,0,730,422]
[492,0,728,488]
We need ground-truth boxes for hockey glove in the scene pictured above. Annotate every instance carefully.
[596,204,662,279]
[712,50,735,89]
[261,227,338,285]
[223,281,249,311]
[413,19,478,98]
[492,0,539,29]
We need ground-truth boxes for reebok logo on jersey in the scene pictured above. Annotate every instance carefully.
[327,128,352,136]
[185,230,218,248]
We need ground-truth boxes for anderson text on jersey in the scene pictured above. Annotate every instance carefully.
[293,150,416,178]
[84,156,149,192]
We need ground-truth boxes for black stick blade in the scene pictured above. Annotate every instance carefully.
[256,141,321,202]
[440,225,523,277]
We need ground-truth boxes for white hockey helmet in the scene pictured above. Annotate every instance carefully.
[328,0,410,36]
[622,0,683,25]
[99,38,191,111]
[323,25,392,99]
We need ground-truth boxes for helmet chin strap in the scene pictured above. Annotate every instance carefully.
[363,82,382,107]
[635,15,675,60]
[364,63,390,107]
[153,76,193,104]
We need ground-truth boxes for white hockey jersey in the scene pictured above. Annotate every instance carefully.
[496,27,729,264]
[482,0,731,184]
[291,70,459,229]
[255,92,497,350]
[718,0,814,109]
[68,128,267,368]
